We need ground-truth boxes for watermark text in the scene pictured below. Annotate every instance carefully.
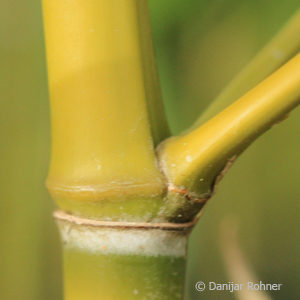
[195,281,282,293]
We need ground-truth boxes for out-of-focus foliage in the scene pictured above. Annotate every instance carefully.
[0,1,62,299]
[0,0,299,299]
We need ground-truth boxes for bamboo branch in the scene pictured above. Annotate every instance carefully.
[192,9,300,129]
[159,54,300,201]
[136,0,171,145]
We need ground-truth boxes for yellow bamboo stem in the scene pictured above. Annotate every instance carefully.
[42,0,168,220]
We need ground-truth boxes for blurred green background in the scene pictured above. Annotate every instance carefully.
[0,0,299,299]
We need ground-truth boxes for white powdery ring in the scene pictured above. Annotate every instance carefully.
[58,222,188,257]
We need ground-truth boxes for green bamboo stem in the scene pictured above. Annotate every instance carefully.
[136,0,171,145]
[63,250,186,300]
[56,214,188,300]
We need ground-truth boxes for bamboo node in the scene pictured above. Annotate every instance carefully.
[54,210,196,232]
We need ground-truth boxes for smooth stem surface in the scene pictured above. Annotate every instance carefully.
[193,9,300,128]
[159,54,300,197]
[64,250,186,300]
[43,0,168,220]
[136,0,170,145]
